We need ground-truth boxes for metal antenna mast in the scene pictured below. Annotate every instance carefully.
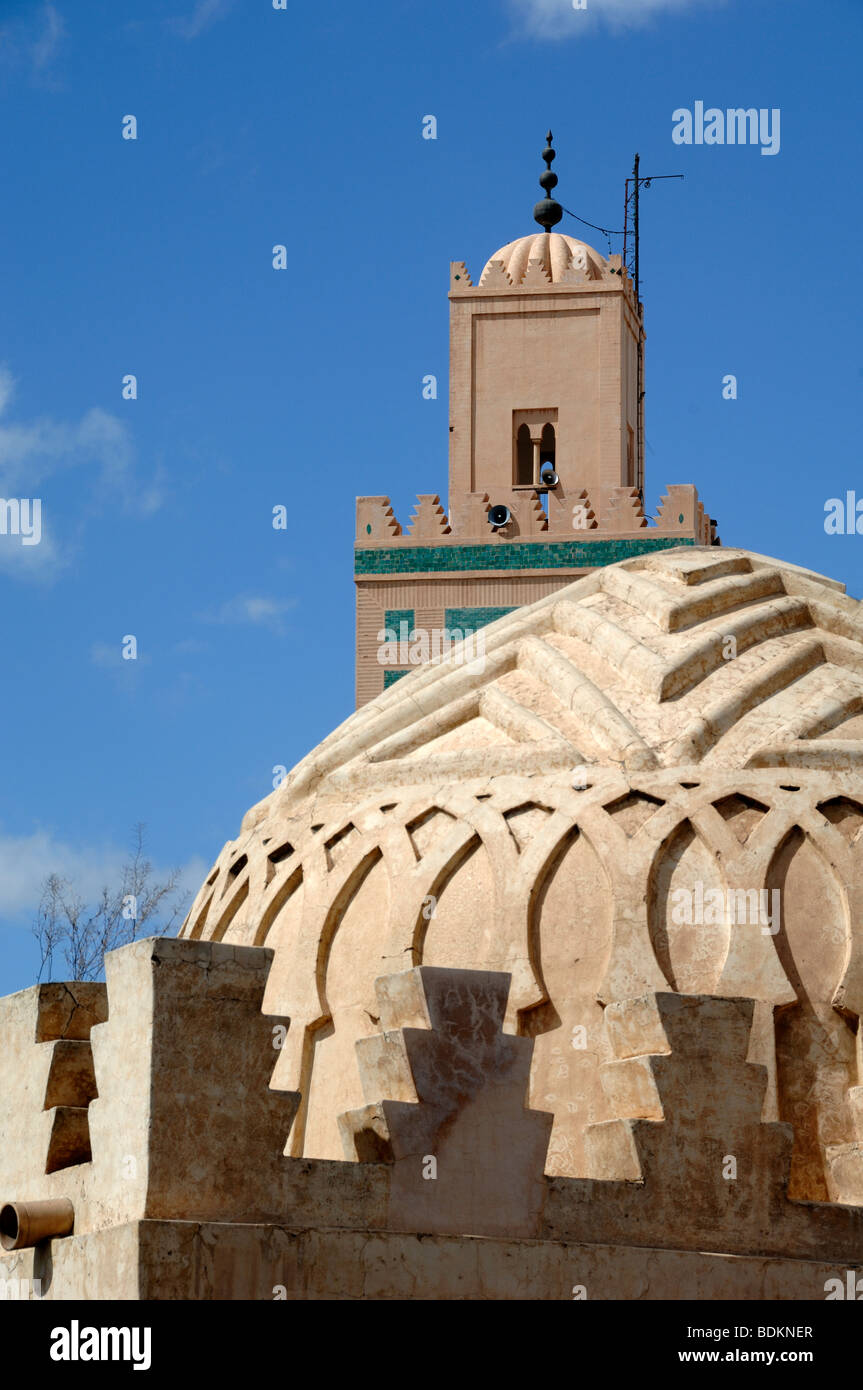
[622,154,683,496]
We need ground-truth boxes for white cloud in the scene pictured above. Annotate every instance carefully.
[174,637,210,654]
[0,365,164,581]
[89,642,121,668]
[0,826,205,926]
[0,368,131,497]
[207,594,296,633]
[89,642,153,697]
[0,366,15,417]
[89,640,150,669]
[170,0,234,40]
[509,0,726,39]
[0,1,64,74]
[31,1,63,69]
[0,521,60,580]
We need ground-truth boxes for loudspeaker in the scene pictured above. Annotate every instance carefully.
[488,505,511,528]
[540,469,559,487]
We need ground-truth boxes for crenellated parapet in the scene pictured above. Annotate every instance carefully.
[0,983,106,1195]
[0,939,302,1242]
[447,489,489,537]
[356,485,714,547]
[655,484,705,537]
[476,258,513,291]
[339,966,552,1238]
[554,486,597,533]
[354,488,716,708]
[598,486,648,531]
[407,494,451,539]
[449,260,473,290]
[356,496,402,542]
[2,946,861,1298]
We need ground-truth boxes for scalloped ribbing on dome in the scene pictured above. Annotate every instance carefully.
[479,231,606,287]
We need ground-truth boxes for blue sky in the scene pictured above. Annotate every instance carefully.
[0,0,860,994]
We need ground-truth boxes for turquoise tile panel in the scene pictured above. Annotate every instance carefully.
[383,608,415,635]
[383,669,409,689]
[445,606,516,636]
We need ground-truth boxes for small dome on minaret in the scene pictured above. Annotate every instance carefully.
[479,231,606,286]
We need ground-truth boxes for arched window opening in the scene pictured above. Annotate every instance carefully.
[539,423,556,480]
[515,424,533,485]
[513,409,558,488]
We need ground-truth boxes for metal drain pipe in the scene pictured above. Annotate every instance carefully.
[0,1199,74,1250]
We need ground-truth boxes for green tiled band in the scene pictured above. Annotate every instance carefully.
[356,536,694,575]
[445,606,516,635]
[383,669,409,689]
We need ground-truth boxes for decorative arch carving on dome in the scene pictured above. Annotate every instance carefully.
[414,832,487,966]
[647,817,731,996]
[186,888,215,941]
[219,852,248,898]
[503,802,554,853]
[313,847,384,1022]
[186,855,234,940]
[602,788,666,838]
[412,831,483,965]
[519,819,612,1033]
[766,825,859,1202]
[405,806,458,861]
[253,862,303,948]
[178,754,863,1184]
[817,795,863,846]
[711,792,770,844]
[510,789,689,1015]
[206,876,250,944]
[518,820,614,1177]
[758,803,863,1018]
[413,797,513,964]
[264,837,295,882]
[289,845,385,1158]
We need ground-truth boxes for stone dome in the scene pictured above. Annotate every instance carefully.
[181,547,863,1204]
[479,231,607,287]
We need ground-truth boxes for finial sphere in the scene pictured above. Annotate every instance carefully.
[533,198,563,230]
[535,128,563,231]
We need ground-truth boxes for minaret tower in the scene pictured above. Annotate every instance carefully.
[354,133,716,707]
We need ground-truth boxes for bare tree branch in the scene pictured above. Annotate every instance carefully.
[32,826,191,982]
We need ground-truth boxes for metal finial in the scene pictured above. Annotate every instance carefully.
[534,129,563,232]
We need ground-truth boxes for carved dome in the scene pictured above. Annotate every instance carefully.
[479,231,607,287]
[181,547,863,1202]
